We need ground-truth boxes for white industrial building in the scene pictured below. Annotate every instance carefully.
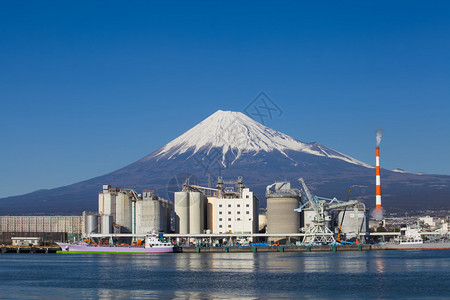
[174,177,259,235]
[419,216,437,228]
[213,187,258,234]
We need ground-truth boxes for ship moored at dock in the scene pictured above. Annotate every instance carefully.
[57,234,173,254]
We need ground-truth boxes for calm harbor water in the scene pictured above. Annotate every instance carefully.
[0,250,449,299]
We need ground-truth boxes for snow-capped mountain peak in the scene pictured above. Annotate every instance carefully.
[150,110,371,168]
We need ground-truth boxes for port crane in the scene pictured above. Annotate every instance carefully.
[295,178,360,245]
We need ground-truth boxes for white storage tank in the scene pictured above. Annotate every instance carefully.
[174,192,189,234]
[267,196,300,233]
[189,192,204,234]
[266,182,301,243]
[100,215,113,235]
[85,214,99,234]
[98,192,116,217]
[115,192,132,232]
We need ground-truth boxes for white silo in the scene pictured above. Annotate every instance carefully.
[100,215,113,234]
[98,192,116,218]
[174,192,189,234]
[189,192,204,234]
[85,214,99,235]
[266,182,301,243]
[115,191,132,232]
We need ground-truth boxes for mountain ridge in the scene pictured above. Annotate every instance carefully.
[1,110,449,214]
[149,110,371,168]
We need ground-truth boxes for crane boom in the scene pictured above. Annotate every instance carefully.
[298,178,321,217]
[298,178,314,205]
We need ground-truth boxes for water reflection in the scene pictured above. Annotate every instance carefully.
[373,251,385,274]
[174,253,257,273]
[257,252,371,274]
[1,250,450,299]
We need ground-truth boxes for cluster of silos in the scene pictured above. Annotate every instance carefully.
[83,211,113,235]
[98,185,132,233]
[135,191,172,234]
[266,182,301,242]
[174,191,206,234]
[98,185,171,234]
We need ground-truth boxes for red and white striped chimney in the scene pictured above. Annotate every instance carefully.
[376,146,382,212]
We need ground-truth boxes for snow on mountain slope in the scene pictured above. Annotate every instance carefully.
[149,110,371,168]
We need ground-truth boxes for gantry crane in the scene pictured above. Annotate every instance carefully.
[295,178,361,245]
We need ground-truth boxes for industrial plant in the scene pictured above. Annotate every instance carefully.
[1,112,449,252]
[1,175,449,250]
[174,177,259,236]
[264,179,368,245]
[92,185,172,236]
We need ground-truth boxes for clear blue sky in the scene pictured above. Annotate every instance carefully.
[1,1,449,198]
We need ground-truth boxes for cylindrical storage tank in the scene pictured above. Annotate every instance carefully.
[101,215,113,235]
[115,192,132,233]
[85,214,99,234]
[189,192,202,234]
[266,196,300,242]
[258,213,267,232]
[98,193,116,217]
[174,192,189,234]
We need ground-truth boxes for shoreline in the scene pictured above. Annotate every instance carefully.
[2,242,450,254]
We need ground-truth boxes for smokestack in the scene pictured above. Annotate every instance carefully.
[376,146,382,212]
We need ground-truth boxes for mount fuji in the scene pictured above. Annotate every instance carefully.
[1,110,450,214]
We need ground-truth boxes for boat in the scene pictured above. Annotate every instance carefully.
[56,234,173,253]
[399,226,423,244]
[378,226,450,250]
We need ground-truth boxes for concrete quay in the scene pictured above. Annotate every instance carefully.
[0,246,60,254]
[178,244,371,253]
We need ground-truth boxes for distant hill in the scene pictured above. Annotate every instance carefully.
[1,110,449,215]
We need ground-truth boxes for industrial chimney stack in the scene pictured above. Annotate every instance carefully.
[375,146,382,212]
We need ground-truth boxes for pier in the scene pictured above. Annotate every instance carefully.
[0,246,60,254]
[178,244,371,253]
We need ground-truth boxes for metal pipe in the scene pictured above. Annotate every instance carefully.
[132,201,136,237]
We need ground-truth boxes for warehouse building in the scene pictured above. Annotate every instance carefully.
[0,215,83,245]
